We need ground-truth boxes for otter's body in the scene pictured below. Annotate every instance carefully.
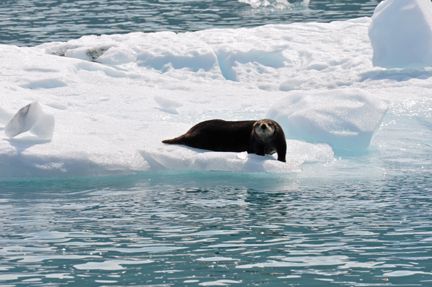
[162,119,286,162]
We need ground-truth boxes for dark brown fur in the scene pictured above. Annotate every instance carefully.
[162,119,286,162]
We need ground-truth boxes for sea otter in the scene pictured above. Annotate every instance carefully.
[162,119,286,162]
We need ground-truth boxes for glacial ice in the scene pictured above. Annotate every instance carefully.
[369,0,432,68]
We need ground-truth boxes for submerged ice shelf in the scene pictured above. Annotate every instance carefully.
[1,0,432,178]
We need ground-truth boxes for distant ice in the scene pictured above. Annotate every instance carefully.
[239,0,309,9]
[369,0,432,68]
[5,102,55,140]
[266,89,389,150]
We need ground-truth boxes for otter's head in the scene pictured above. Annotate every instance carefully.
[253,119,276,142]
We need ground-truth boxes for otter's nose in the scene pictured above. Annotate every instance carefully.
[261,124,267,130]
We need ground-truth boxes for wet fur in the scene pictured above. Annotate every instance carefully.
[162,119,286,162]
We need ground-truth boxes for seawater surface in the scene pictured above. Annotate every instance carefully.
[1,172,432,286]
[1,0,382,46]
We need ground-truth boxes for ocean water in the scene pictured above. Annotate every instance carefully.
[2,171,432,286]
[1,0,381,46]
[3,0,432,286]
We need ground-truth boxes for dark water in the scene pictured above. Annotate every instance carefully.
[1,0,382,46]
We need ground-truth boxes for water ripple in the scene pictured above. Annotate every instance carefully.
[0,173,432,286]
[0,0,382,46]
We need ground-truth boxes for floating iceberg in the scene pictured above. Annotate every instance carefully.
[1,12,431,178]
[369,0,432,68]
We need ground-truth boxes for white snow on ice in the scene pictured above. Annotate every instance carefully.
[369,0,432,68]
[1,0,432,178]
[266,89,389,150]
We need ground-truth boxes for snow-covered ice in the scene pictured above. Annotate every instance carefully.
[266,89,389,150]
[1,0,432,178]
[369,0,432,68]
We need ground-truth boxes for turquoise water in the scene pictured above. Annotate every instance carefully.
[1,0,382,46]
[2,172,432,286]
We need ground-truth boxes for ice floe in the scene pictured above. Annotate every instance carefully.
[1,0,432,178]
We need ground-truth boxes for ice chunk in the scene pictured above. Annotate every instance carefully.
[5,102,55,140]
[369,0,432,68]
[266,89,389,150]
[238,0,309,9]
